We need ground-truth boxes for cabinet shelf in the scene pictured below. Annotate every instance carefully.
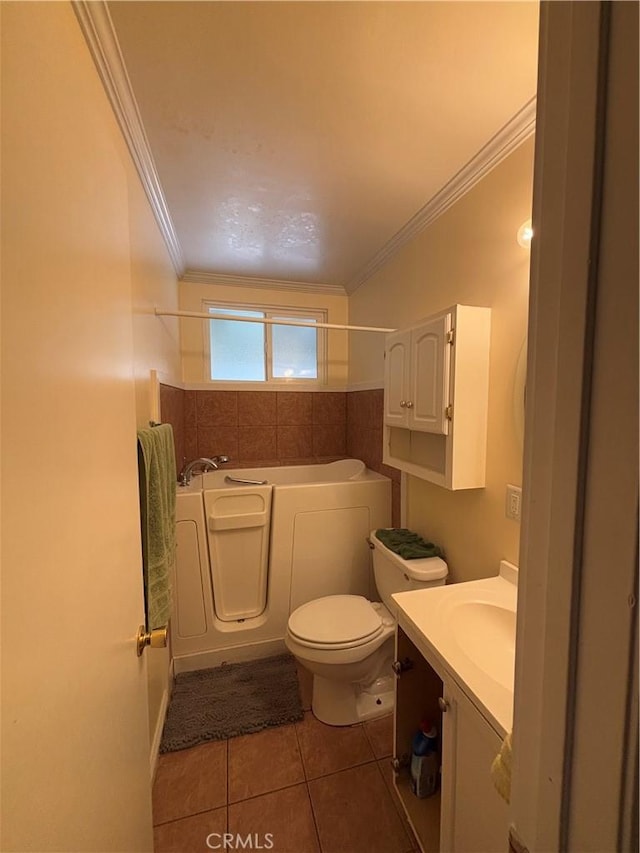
[394,775,441,853]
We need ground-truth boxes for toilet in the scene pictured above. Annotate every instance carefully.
[285,529,448,726]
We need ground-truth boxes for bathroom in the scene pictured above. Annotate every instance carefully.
[2,2,637,853]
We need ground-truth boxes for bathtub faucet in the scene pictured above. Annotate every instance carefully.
[179,456,227,486]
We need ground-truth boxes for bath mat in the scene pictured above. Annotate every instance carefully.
[160,653,304,753]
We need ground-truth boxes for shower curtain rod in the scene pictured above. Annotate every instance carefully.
[154,307,396,334]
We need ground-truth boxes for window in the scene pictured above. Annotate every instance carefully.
[205,302,327,384]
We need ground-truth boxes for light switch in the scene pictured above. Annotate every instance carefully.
[506,484,522,521]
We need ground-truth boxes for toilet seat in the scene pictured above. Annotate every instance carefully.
[287,595,385,650]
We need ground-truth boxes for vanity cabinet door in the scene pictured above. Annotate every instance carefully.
[440,679,509,853]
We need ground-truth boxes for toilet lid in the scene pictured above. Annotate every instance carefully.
[288,595,383,646]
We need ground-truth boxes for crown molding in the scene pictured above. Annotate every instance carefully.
[180,270,347,297]
[73,1,185,277]
[346,96,538,294]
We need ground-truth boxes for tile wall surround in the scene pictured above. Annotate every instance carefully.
[160,384,401,524]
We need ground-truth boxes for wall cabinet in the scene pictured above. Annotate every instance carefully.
[393,626,509,852]
[383,305,490,489]
[384,313,452,434]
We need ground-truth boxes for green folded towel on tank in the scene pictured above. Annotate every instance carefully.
[375,527,443,560]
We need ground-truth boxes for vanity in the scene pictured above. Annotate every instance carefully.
[391,562,517,852]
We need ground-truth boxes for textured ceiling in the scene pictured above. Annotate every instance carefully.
[108,1,539,290]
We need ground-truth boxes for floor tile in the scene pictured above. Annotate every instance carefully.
[229,784,320,853]
[153,741,227,825]
[295,711,374,780]
[364,713,394,759]
[296,662,313,711]
[154,806,227,853]
[308,762,413,853]
[229,724,305,803]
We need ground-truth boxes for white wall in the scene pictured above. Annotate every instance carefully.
[349,139,535,582]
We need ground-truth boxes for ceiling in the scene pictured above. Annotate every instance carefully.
[107,1,539,292]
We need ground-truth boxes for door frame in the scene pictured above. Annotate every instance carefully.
[511,2,638,850]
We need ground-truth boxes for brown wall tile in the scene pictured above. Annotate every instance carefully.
[197,426,239,462]
[184,426,198,464]
[313,423,346,457]
[196,391,238,426]
[184,390,197,428]
[277,392,313,425]
[312,392,346,424]
[159,384,185,475]
[277,426,313,460]
[238,426,277,460]
[238,391,276,426]
[345,387,399,524]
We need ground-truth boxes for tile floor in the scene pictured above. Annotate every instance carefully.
[153,666,418,853]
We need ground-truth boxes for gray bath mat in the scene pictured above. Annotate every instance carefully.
[160,653,304,753]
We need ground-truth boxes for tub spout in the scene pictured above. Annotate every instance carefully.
[179,457,219,486]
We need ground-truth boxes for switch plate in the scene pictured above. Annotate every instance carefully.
[506,484,522,521]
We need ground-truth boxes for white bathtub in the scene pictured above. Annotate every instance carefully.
[172,459,391,673]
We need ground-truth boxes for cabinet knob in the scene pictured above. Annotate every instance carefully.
[438,696,450,712]
[399,400,407,408]
[406,400,414,409]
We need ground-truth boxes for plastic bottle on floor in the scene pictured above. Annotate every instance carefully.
[410,720,439,798]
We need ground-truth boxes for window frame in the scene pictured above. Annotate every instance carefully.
[202,299,328,386]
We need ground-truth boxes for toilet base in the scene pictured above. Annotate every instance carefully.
[311,673,395,726]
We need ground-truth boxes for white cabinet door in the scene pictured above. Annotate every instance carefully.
[409,313,452,435]
[440,680,509,853]
[384,329,411,426]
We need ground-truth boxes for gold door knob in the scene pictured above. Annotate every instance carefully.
[136,624,168,657]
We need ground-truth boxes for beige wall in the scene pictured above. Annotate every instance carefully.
[349,139,534,582]
[128,182,181,427]
[180,279,349,386]
[126,127,180,759]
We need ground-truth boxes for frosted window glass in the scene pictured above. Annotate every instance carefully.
[272,317,318,379]
[209,308,265,381]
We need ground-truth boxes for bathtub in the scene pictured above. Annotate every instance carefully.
[172,459,391,673]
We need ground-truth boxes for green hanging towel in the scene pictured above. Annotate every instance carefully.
[137,424,176,629]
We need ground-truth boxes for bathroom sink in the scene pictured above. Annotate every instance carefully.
[448,601,516,689]
[392,561,518,735]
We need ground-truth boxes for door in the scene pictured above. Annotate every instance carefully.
[1,4,153,850]
[409,314,452,435]
[384,330,411,427]
[440,680,509,853]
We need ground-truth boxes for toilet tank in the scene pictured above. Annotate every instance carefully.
[369,529,448,612]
